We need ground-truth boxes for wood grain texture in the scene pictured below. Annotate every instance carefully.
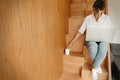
[106,44,112,80]
[63,53,84,73]
[65,0,71,34]
[60,71,82,80]
[69,16,84,34]
[0,0,70,80]
[66,34,85,52]
[104,0,108,14]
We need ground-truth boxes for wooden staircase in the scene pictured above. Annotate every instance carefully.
[60,0,111,80]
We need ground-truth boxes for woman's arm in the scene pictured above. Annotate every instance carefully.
[67,31,82,49]
[67,16,87,49]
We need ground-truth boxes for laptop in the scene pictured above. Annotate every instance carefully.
[86,26,116,43]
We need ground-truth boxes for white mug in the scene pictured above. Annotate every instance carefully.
[65,48,70,55]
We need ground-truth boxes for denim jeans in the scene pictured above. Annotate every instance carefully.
[86,41,108,68]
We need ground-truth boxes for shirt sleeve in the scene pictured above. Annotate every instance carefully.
[107,16,112,26]
[78,17,88,34]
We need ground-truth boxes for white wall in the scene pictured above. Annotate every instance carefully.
[108,0,120,26]
[108,0,120,44]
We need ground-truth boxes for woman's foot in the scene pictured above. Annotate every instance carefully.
[95,67,102,74]
[92,68,98,80]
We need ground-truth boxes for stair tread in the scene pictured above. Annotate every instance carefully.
[69,17,84,23]
[71,11,85,16]
[71,3,87,12]
[60,71,82,80]
[63,52,84,60]
[83,63,108,73]
[69,16,84,21]
[63,52,84,73]
[69,16,84,26]
[82,63,108,80]
[71,15,85,18]
[70,15,85,19]
[70,52,84,57]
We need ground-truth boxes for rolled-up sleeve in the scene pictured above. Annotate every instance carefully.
[78,17,88,34]
[107,16,112,26]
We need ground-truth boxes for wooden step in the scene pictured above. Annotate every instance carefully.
[70,15,85,18]
[82,63,108,80]
[71,10,85,16]
[86,0,95,10]
[72,0,85,3]
[87,2,93,10]
[85,9,92,17]
[66,34,85,52]
[98,67,108,80]
[69,16,85,34]
[71,3,87,16]
[63,52,84,73]
[71,3,87,12]
[83,46,93,64]
[86,0,95,3]
[81,63,92,80]
[60,71,82,80]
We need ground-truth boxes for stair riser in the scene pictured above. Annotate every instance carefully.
[66,34,85,52]
[64,64,83,73]
[71,11,85,16]
[64,56,84,67]
[86,0,95,3]
[72,0,85,3]
[69,17,84,33]
[71,2,94,16]
[83,46,93,64]
[82,70,92,80]
[82,70,108,80]
[71,3,87,12]
[69,23,81,34]
[63,54,84,73]
[98,73,108,80]
[60,72,82,80]
[85,9,92,16]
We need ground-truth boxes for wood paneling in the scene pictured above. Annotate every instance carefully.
[65,0,71,34]
[0,0,70,80]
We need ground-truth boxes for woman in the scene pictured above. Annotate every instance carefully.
[67,0,111,80]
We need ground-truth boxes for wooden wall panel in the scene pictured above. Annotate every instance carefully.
[64,0,71,34]
[0,0,70,80]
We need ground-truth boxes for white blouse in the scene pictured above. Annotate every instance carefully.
[78,13,112,34]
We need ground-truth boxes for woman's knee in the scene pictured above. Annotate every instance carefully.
[99,42,108,48]
[88,41,98,48]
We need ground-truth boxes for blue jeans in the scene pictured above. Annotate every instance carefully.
[86,41,108,68]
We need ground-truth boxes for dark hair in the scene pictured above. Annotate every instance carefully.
[93,0,105,12]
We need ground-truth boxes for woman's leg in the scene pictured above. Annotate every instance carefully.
[87,41,98,62]
[87,41,99,80]
[93,42,108,68]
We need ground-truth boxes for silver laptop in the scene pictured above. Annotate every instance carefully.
[86,26,116,43]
